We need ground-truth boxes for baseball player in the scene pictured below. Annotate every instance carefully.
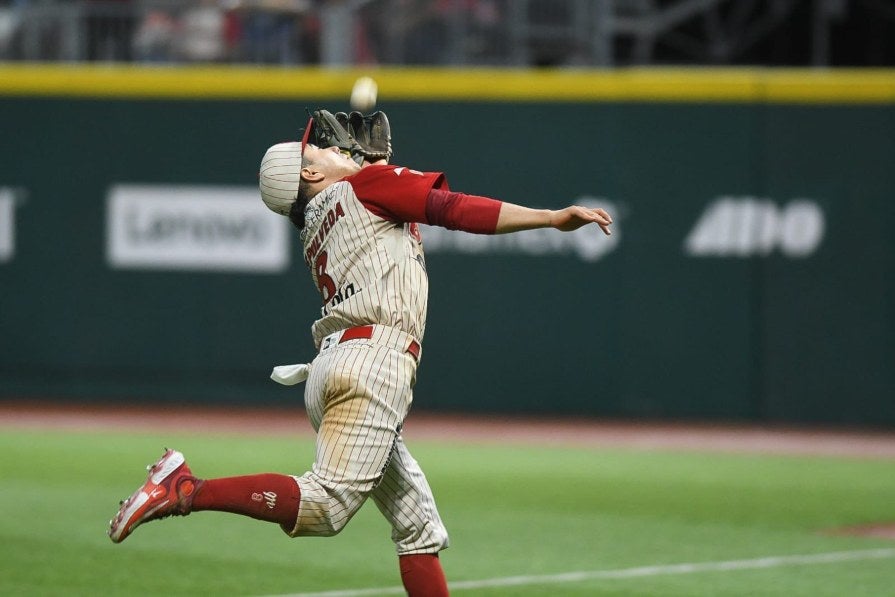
[108,110,612,596]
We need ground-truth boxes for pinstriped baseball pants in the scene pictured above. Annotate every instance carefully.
[286,335,449,555]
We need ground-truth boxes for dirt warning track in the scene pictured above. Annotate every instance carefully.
[3,400,895,459]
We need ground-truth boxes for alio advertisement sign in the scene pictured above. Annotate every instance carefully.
[685,197,826,258]
[106,184,290,272]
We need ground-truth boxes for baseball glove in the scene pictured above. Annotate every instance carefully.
[310,109,364,165]
[348,111,393,163]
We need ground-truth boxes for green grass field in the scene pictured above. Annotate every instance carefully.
[2,426,894,596]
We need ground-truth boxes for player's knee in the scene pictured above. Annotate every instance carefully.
[432,527,450,551]
[288,476,368,538]
[286,501,357,538]
[393,520,450,553]
[323,515,351,536]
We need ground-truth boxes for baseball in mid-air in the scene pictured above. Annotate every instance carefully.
[350,76,378,112]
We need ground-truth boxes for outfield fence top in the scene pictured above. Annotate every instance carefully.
[1,64,894,103]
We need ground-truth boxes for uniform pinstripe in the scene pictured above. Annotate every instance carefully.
[287,172,449,555]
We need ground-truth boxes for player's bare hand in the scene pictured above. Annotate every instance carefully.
[550,206,613,235]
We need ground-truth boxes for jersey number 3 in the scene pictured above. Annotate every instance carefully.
[314,251,337,304]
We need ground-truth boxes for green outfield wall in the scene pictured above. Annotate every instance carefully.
[1,66,893,425]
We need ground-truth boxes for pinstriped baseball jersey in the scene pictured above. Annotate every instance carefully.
[300,165,445,349]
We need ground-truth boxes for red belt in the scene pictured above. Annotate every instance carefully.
[339,325,421,361]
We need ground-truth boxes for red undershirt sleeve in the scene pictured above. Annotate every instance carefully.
[346,165,502,234]
[424,188,502,234]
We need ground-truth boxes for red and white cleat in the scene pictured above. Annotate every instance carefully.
[108,449,201,543]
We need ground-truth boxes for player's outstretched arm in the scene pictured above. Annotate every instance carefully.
[495,203,612,236]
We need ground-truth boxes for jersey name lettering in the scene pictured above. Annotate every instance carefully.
[305,201,346,264]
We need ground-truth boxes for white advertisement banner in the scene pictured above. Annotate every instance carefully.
[0,187,16,263]
[684,197,826,258]
[107,184,290,272]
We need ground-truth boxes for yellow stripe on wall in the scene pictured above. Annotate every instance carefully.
[1,64,894,103]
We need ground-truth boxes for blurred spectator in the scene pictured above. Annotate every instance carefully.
[132,9,176,62]
[0,1,22,59]
[226,0,312,64]
[527,0,583,66]
[2,0,893,67]
[446,0,503,65]
[177,0,226,62]
[388,0,447,65]
[85,0,136,61]
[6,0,65,60]
[373,0,500,66]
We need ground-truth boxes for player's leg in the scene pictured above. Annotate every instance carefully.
[108,342,362,543]
[109,340,413,543]
[284,342,415,537]
[370,437,450,597]
[190,472,301,530]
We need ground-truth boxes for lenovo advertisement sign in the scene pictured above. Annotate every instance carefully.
[106,184,290,273]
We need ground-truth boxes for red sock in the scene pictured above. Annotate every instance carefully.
[399,554,449,597]
[190,474,300,528]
